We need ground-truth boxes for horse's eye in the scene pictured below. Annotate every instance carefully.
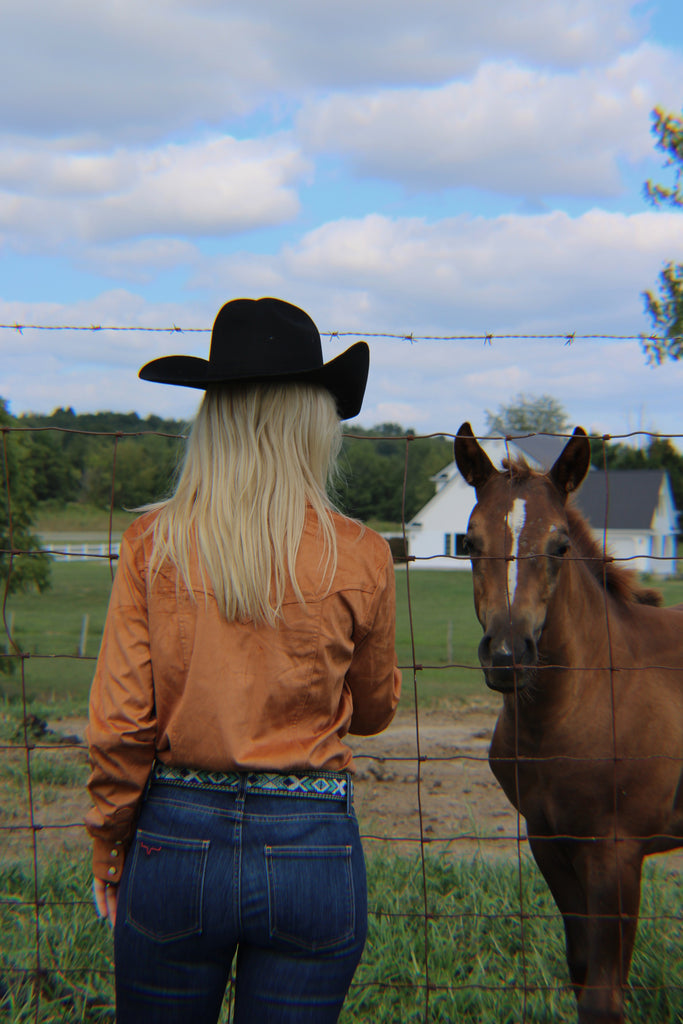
[549,537,570,559]
[462,535,481,558]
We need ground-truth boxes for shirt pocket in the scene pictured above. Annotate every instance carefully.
[265,844,356,951]
[125,829,209,943]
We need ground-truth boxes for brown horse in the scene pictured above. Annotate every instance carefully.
[453,422,683,1024]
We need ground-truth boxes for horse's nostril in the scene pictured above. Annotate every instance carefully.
[478,634,492,664]
[524,637,538,665]
[481,632,538,670]
[512,636,537,668]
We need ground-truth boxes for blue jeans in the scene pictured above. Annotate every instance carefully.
[114,775,367,1023]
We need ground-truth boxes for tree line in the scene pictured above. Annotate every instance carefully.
[2,403,454,526]
[6,400,683,527]
[3,396,682,618]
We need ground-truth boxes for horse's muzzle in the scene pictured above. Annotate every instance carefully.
[478,633,538,692]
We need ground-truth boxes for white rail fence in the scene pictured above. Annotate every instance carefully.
[41,541,121,562]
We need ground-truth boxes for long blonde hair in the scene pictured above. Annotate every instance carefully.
[147,382,343,625]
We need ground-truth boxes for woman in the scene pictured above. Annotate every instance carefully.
[85,297,401,1023]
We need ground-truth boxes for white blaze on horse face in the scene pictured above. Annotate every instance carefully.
[506,498,527,604]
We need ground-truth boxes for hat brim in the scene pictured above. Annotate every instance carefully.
[139,341,369,420]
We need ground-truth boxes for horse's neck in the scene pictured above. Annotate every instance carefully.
[501,564,615,743]
[540,558,613,666]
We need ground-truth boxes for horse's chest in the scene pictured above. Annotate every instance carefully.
[488,715,603,827]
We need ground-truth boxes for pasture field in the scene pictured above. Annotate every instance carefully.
[4,560,682,711]
[1,562,491,709]
[3,562,683,1021]
[2,849,683,1023]
[33,504,137,536]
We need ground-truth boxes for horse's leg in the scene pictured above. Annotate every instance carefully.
[528,830,588,998]
[574,839,643,1024]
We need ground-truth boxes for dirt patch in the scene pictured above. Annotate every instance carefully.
[20,706,683,872]
[348,704,525,860]
[20,707,518,863]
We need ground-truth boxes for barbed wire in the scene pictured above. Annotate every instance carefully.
[1,322,682,346]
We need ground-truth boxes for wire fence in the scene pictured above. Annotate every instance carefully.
[2,321,682,346]
[1,400,683,1019]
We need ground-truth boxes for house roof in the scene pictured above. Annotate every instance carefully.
[423,437,676,535]
[420,452,674,535]
[512,434,571,471]
[573,470,667,531]
[428,436,557,488]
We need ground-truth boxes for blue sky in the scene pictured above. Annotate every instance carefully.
[1,0,683,442]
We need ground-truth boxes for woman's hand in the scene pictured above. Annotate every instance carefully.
[93,877,119,927]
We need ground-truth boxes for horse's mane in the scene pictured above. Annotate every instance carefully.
[501,458,662,607]
[564,504,662,606]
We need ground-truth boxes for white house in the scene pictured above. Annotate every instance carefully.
[573,470,678,576]
[404,436,679,577]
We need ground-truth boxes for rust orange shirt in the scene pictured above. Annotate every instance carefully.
[86,508,401,882]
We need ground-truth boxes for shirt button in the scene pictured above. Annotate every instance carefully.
[110,849,119,858]
[107,866,117,876]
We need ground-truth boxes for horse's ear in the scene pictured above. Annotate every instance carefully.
[549,427,591,498]
[454,422,498,491]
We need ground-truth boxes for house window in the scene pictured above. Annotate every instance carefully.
[444,533,452,556]
[455,534,468,556]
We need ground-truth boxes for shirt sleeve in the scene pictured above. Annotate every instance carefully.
[346,542,402,735]
[85,531,157,884]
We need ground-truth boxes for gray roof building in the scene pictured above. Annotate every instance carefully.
[405,441,679,576]
[574,470,677,532]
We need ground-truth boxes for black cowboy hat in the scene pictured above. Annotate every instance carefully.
[138,297,369,420]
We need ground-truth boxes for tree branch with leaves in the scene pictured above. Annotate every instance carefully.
[485,394,569,436]
[1,400,51,672]
[642,107,683,363]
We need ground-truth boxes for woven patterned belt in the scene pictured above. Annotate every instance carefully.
[151,761,350,801]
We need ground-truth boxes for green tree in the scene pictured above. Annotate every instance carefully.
[82,435,182,509]
[642,106,683,363]
[18,409,188,508]
[485,394,569,435]
[22,429,81,503]
[336,424,452,523]
[0,400,51,670]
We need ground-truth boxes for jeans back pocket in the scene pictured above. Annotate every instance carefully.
[125,829,209,943]
[265,844,356,952]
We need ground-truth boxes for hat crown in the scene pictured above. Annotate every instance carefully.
[210,298,323,376]
[138,295,369,419]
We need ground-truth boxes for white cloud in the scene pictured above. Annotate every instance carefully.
[0,135,309,247]
[297,43,683,197]
[3,254,683,443]
[2,0,646,143]
[2,1,268,141]
[1,0,681,446]
[192,208,683,338]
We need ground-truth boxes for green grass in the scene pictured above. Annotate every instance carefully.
[3,559,683,1021]
[644,575,683,605]
[395,568,485,705]
[3,563,683,711]
[2,852,683,1023]
[0,563,488,709]
[33,503,136,537]
[1,562,114,706]
[394,570,683,707]
[363,520,403,534]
